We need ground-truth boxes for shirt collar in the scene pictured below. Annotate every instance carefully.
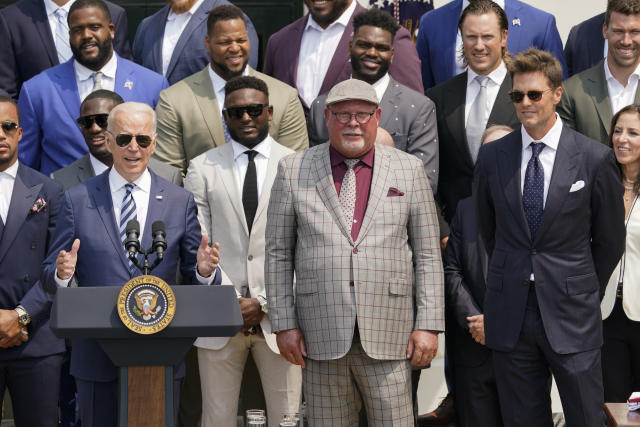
[74,52,118,82]
[167,0,205,21]
[604,58,640,86]
[305,0,356,32]
[208,65,251,100]
[0,160,19,179]
[462,0,504,12]
[89,153,109,176]
[231,135,273,162]
[329,144,375,168]
[467,60,507,87]
[371,73,391,102]
[44,0,75,17]
[108,167,151,194]
[521,113,563,152]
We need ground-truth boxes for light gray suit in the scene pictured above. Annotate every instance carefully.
[185,139,301,427]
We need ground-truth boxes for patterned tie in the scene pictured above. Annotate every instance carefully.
[242,150,259,233]
[466,75,489,163]
[54,8,72,63]
[339,159,359,236]
[92,71,103,92]
[120,183,138,275]
[222,115,232,143]
[523,142,545,239]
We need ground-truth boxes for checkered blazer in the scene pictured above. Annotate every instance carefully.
[265,143,444,361]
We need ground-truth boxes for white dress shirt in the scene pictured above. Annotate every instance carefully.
[231,136,273,200]
[208,66,250,113]
[371,73,391,103]
[464,61,507,126]
[296,0,356,107]
[74,53,117,101]
[604,59,640,115]
[455,0,506,75]
[0,161,19,224]
[89,154,109,176]
[44,0,75,62]
[162,0,205,76]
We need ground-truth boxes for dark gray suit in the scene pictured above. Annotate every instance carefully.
[474,125,625,427]
[427,71,520,223]
[51,155,182,190]
[308,77,439,193]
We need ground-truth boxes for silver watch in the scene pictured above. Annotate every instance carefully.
[257,296,268,314]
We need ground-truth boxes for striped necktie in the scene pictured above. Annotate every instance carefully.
[120,183,138,275]
[54,8,72,63]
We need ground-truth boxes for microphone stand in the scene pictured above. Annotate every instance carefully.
[129,247,163,275]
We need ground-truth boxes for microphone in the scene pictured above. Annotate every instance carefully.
[151,221,167,261]
[125,219,140,259]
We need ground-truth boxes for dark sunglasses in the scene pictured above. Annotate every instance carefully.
[112,133,154,148]
[1,121,19,132]
[76,114,109,130]
[224,104,269,120]
[509,89,552,103]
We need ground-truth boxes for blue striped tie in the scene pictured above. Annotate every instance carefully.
[120,183,137,275]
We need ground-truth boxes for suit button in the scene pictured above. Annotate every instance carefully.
[531,249,537,255]
[24,275,30,282]
[248,255,253,261]
[523,280,530,286]
[31,242,37,249]
[353,248,358,254]
[350,281,354,287]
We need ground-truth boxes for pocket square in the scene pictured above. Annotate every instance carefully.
[387,187,404,197]
[569,180,585,192]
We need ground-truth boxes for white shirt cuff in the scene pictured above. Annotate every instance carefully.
[54,268,72,287]
[196,267,217,285]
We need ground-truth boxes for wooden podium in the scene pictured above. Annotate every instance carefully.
[50,285,242,427]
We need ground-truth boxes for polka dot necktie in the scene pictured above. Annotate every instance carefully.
[339,159,359,236]
[523,142,545,239]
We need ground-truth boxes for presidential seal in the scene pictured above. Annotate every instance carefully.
[117,275,176,335]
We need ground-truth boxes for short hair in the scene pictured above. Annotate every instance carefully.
[353,8,400,39]
[609,103,640,193]
[0,95,20,123]
[80,89,124,111]
[207,5,246,36]
[458,0,509,67]
[606,0,640,27]
[108,102,157,134]
[508,48,563,89]
[482,124,513,143]
[68,0,112,24]
[224,76,269,101]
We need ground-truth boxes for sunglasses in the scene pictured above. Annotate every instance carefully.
[1,121,19,133]
[112,133,154,148]
[224,104,269,120]
[509,89,552,103]
[76,114,109,130]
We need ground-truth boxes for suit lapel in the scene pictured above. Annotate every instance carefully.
[53,60,82,124]
[0,166,42,263]
[488,73,517,127]
[32,0,58,65]
[114,56,139,101]
[76,155,95,184]
[254,143,284,227]
[588,64,613,139]
[498,131,530,239]
[167,4,207,78]
[150,8,170,74]
[378,79,399,130]
[534,126,579,244]
[217,144,248,235]
[313,146,353,243]
[445,73,474,169]
[193,67,226,146]
[355,148,390,245]
[141,172,168,251]
[504,0,523,52]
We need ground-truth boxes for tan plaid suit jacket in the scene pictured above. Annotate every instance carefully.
[265,143,445,361]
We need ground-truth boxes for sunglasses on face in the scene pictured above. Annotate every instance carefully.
[224,104,269,120]
[76,114,109,130]
[509,89,552,103]
[1,121,19,133]
[111,133,154,148]
[329,110,376,124]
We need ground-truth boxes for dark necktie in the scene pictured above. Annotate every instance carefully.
[242,150,259,233]
[119,183,137,275]
[523,142,545,239]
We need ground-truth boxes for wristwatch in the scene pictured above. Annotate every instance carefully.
[257,295,268,315]
[15,306,31,327]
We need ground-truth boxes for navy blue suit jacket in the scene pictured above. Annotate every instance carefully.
[0,0,132,99]
[474,125,625,354]
[0,163,65,361]
[132,0,259,86]
[17,55,169,176]
[41,170,220,381]
[416,0,567,90]
[564,12,605,77]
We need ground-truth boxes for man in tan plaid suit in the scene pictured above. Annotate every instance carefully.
[265,79,444,426]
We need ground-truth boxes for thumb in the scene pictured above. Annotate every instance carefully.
[406,336,414,360]
[299,334,307,357]
[200,234,209,250]
[70,239,80,255]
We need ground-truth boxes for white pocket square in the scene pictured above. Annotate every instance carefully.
[569,180,585,192]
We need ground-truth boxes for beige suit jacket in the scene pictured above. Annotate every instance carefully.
[186,138,294,353]
[265,143,445,361]
[154,66,308,174]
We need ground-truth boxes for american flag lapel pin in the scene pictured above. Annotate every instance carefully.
[124,80,134,90]
[512,18,521,27]
[155,195,163,200]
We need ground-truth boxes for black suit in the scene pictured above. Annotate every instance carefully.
[427,71,519,223]
[564,13,605,77]
[444,196,502,427]
[0,0,133,99]
[474,125,626,427]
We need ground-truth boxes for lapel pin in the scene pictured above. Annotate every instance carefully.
[155,195,163,200]
[124,80,134,90]
[512,18,521,27]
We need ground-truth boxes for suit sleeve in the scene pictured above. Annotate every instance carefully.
[0,13,18,99]
[307,98,327,147]
[390,27,424,94]
[17,82,43,170]
[474,146,496,258]
[262,36,276,78]
[408,159,444,332]
[132,19,146,65]
[557,85,577,131]
[591,150,626,296]
[184,160,212,240]
[41,192,76,294]
[274,88,309,152]
[407,96,439,192]
[416,15,435,91]
[154,89,188,174]
[564,25,578,77]
[244,13,259,70]
[443,205,482,331]
[539,15,567,79]
[265,158,298,333]
[112,6,133,60]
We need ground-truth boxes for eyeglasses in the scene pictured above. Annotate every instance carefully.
[224,104,269,120]
[76,114,109,130]
[111,133,154,148]
[330,110,376,124]
[1,121,19,133]
[509,89,552,103]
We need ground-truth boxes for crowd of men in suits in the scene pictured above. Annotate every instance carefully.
[0,0,637,425]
